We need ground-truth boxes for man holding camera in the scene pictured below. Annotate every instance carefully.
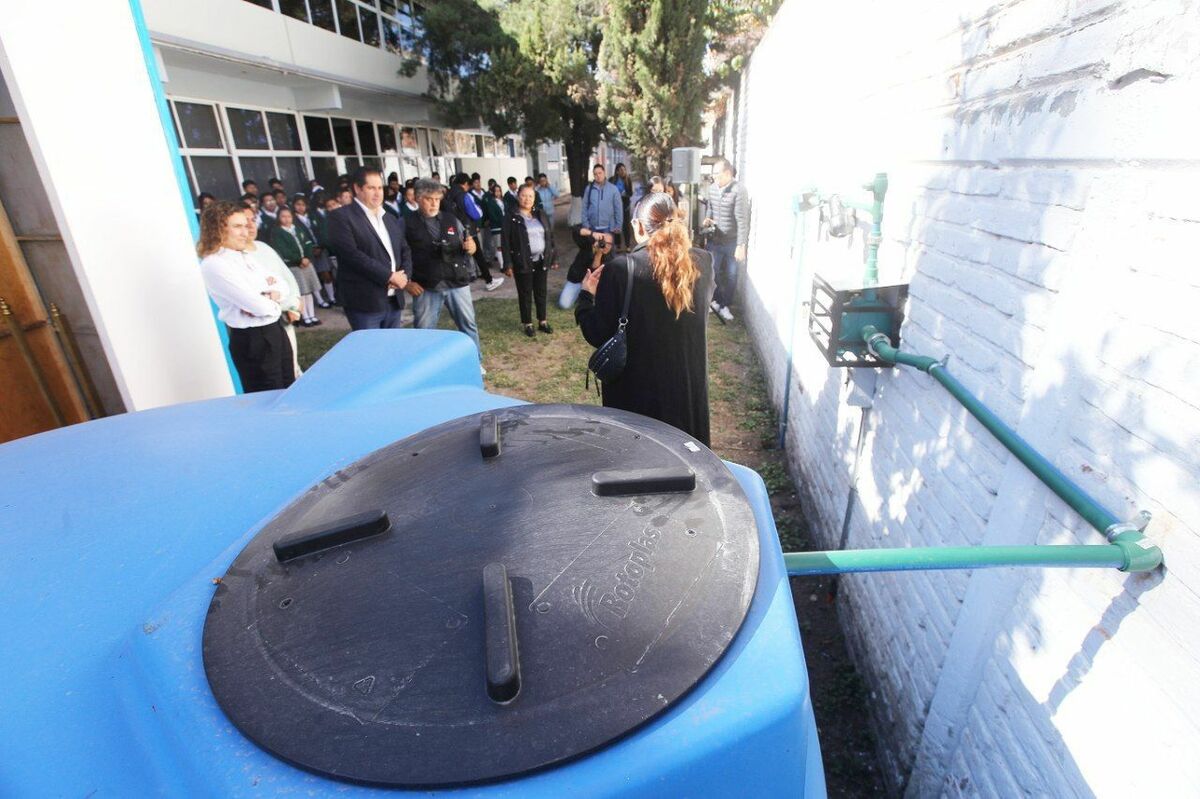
[404,179,484,369]
[557,225,615,309]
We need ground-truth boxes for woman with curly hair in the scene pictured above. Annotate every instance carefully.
[197,201,295,393]
[575,193,714,445]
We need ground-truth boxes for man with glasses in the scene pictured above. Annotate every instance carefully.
[404,179,486,374]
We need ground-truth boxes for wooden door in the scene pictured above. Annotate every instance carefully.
[0,194,90,443]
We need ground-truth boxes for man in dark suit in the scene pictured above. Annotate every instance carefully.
[326,167,413,330]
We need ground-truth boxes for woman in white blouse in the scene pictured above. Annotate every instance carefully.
[197,201,295,392]
[501,184,558,337]
[243,207,303,379]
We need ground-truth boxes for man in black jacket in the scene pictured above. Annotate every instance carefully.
[326,167,412,330]
[404,179,484,370]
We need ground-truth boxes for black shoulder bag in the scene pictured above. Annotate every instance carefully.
[586,262,636,393]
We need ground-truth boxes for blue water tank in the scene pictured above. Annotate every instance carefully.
[0,330,825,797]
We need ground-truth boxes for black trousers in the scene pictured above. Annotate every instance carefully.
[514,264,548,324]
[620,197,632,250]
[227,319,295,393]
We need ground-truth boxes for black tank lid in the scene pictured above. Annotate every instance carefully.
[202,405,759,787]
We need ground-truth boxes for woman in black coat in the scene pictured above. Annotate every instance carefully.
[501,184,558,336]
[575,193,714,445]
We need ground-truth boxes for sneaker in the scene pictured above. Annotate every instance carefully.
[485,277,505,291]
[718,306,734,322]
[710,299,721,314]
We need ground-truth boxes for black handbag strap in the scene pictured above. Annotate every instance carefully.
[617,259,635,330]
[584,261,636,396]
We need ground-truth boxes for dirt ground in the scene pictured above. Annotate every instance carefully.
[295,200,884,796]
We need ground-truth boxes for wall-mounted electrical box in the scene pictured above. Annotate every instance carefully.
[809,275,908,367]
[671,147,704,183]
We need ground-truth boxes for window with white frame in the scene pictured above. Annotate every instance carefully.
[301,115,340,192]
[170,97,498,201]
[171,100,237,199]
[247,0,425,55]
[225,106,310,196]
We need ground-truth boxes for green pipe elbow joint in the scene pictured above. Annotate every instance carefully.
[855,326,1164,574]
[1109,529,1163,572]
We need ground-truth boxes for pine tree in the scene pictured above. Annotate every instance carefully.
[401,0,607,198]
[705,0,782,86]
[598,0,710,174]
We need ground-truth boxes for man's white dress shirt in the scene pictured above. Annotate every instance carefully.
[354,198,399,295]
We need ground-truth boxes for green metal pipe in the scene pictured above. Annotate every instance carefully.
[801,173,887,292]
[786,545,1128,576]
[928,366,1121,530]
[864,326,1117,531]
[853,325,1162,573]
[861,173,887,290]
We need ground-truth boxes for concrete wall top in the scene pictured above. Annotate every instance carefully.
[159,51,437,126]
[143,0,429,97]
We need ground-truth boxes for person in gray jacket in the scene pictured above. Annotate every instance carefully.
[702,158,750,323]
[581,164,623,238]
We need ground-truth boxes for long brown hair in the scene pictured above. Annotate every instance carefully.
[197,201,245,258]
[635,193,698,318]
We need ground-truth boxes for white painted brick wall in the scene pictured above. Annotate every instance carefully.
[734,0,1200,794]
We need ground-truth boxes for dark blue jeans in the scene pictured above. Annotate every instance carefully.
[412,286,481,361]
[707,240,739,308]
[345,301,404,331]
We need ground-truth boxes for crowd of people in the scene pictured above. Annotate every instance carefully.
[195,156,750,447]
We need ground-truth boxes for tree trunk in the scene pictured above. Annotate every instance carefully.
[561,105,600,197]
[564,127,593,198]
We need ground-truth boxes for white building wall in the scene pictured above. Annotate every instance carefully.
[456,157,536,189]
[160,62,431,124]
[0,0,234,411]
[737,0,1200,794]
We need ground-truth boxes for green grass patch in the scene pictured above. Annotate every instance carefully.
[467,297,599,405]
[297,327,350,371]
[774,514,809,551]
[758,461,793,496]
